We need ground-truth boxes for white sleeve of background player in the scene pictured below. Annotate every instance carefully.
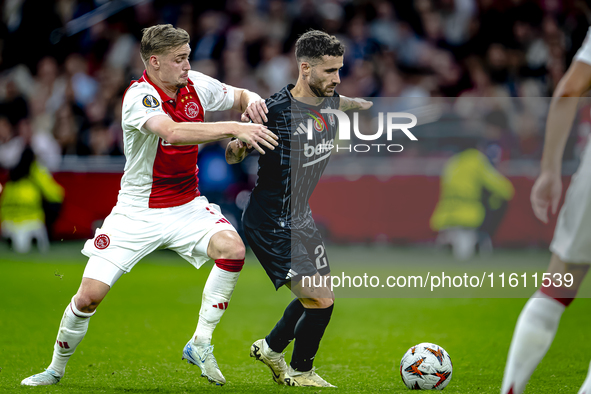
[122,83,167,135]
[574,28,591,66]
[188,70,235,112]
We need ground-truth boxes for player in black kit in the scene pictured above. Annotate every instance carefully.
[226,30,371,387]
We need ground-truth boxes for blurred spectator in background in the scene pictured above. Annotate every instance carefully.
[430,138,515,260]
[0,146,64,253]
[1,0,591,246]
[2,0,591,166]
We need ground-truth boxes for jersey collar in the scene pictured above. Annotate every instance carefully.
[141,70,193,103]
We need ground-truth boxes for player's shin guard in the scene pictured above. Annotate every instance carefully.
[501,288,575,394]
[193,259,243,345]
[266,298,306,353]
[291,304,334,372]
[47,297,95,376]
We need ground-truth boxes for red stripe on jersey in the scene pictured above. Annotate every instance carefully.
[133,71,207,208]
[149,142,200,208]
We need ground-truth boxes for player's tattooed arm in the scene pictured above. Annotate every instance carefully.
[339,96,373,112]
[226,138,254,164]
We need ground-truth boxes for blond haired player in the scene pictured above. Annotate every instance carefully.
[501,28,591,394]
[21,24,277,387]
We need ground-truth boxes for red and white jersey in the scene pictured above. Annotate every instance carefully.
[118,70,234,208]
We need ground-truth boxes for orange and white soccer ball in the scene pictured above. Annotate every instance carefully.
[400,343,453,390]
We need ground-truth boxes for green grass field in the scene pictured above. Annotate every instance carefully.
[1,242,590,393]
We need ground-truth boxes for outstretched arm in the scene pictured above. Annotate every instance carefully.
[339,96,373,111]
[144,116,277,154]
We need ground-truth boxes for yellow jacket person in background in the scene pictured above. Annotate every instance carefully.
[430,147,514,259]
[0,147,64,253]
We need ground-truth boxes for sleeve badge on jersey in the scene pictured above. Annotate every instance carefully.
[142,95,160,108]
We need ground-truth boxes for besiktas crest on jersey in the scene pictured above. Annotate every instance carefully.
[308,108,327,132]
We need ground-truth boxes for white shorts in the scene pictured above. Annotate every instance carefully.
[83,256,124,287]
[82,196,236,275]
[550,142,591,263]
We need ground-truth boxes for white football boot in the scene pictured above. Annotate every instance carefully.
[21,369,61,386]
[250,338,288,384]
[182,341,226,386]
[283,365,336,387]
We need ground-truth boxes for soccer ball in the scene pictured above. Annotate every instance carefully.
[399,343,453,390]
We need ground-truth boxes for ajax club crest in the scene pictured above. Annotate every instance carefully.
[185,102,200,118]
[94,234,110,250]
[180,94,200,119]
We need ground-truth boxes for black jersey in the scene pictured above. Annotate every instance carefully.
[243,84,340,230]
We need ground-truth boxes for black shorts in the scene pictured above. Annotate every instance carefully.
[244,222,331,290]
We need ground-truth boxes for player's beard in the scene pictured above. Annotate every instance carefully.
[309,70,336,97]
[175,74,189,89]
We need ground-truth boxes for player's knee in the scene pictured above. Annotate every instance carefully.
[223,237,245,260]
[74,294,101,313]
[319,297,334,308]
[304,297,334,309]
[209,231,245,260]
[218,237,245,260]
[229,240,246,260]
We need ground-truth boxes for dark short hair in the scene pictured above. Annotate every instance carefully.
[140,24,190,65]
[295,30,345,64]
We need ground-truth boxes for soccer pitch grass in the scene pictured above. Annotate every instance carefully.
[1,242,590,393]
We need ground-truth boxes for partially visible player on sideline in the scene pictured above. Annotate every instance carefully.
[226,30,370,387]
[21,24,277,387]
[500,28,591,394]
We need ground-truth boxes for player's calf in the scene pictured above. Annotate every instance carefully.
[501,256,588,394]
[21,296,96,387]
[501,285,577,394]
[183,230,246,386]
[51,297,96,375]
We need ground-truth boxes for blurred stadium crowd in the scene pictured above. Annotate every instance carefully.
[1,0,589,251]
[0,0,590,169]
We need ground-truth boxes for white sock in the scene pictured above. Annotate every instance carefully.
[192,264,240,345]
[501,291,565,394]
[579,360,591,394]
[47,297,95,376]
[263,337,281,358]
